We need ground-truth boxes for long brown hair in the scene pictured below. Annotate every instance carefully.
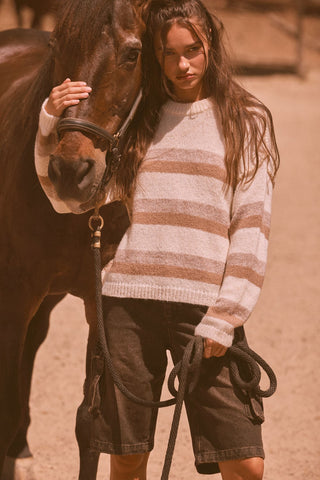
[116,0,280,198]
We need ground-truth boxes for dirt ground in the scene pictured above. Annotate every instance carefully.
[1,0,320,479]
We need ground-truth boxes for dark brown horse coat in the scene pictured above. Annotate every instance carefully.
[0,1,145,478]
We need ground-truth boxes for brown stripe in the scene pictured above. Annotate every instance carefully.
[229,215,270,239]
[111,262,222,285]
[205,306,250,327]
[227,253,266,276]
[134,198,229,226]
[141,159,226,182]
[233,202,270,220]
[132,211,228,237]
[224,264,264,288]
[115,250,226,274]
[207,299,250,319]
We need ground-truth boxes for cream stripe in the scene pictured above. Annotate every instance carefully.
[119,224,230,260]
[136,172,228,203]
[215,277,261,312]
[228,229,268,257]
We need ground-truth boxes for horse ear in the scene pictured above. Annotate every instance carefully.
[133,0,149,5]
[133,0,150,10]
[132,0,150,23]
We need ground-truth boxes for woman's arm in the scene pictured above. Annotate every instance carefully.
[195,159,273,349]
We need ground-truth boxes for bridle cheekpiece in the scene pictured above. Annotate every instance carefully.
[56,89,142,187]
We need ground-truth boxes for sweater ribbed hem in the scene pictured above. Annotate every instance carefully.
[195,322,234,347]
[102,281,219,306]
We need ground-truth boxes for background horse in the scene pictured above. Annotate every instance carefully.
[12,0,58,28]
[0,0,145,478]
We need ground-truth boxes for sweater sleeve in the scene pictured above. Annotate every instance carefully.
[194,157,273,347]
[34,99,117,214]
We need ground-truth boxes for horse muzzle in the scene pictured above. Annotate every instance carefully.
[48,153,94,198]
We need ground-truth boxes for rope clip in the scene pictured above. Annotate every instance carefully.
[89,210,104,250]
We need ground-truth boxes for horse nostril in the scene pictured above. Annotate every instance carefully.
[48,156,62,184]
[76,159,94,187]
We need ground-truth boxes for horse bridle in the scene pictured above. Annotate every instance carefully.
[56,89,143,187]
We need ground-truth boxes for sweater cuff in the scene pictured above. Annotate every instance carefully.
[38,98,59,137]
[194,314,234,347]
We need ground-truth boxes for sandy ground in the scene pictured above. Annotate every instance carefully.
[1,0,320,479]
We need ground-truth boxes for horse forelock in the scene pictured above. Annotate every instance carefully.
[53,0,142,61]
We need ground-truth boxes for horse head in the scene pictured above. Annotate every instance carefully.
[48,0,146,213]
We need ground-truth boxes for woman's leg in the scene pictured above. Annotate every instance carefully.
[110,452,150,480]
[219,457,264,480]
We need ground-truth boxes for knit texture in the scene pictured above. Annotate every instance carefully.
[102,98,273,346]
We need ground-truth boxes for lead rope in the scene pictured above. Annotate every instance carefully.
[89,212,277,480]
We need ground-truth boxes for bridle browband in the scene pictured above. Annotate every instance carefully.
[56,89,143,186]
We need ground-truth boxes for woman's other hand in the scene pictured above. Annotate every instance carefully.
[203,338,228,358]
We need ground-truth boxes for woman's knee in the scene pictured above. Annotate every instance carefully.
[219,456,264,480]
[110,452,150,480]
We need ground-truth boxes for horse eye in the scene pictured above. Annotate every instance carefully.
[120,49,140,69]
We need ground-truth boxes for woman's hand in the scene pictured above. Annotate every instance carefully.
[203,338,228,358]
[45,78,92,117]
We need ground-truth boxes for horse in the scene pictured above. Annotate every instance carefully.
[0,0,146,478]
[12,0,58,29]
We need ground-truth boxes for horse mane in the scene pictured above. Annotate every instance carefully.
[0,0,119,169]
[0,53,54,170]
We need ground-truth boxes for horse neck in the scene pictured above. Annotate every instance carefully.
[0,54,54,186]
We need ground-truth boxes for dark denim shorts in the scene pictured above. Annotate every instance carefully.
[88,296,265,474]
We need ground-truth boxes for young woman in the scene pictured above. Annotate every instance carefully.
[35,1,279,479]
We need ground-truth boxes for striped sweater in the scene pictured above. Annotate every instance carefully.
[35,97,273,347]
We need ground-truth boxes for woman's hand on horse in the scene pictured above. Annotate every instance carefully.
[45,78,92,117]
[203,338,228,358]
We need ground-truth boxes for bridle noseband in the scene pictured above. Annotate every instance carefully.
[56,89,143,186]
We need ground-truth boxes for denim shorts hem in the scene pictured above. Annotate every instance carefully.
[196,445,265,463]
[90,439,153,456]
[195,446,265,473]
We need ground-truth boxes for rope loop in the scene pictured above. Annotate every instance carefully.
[229,344,277,398]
